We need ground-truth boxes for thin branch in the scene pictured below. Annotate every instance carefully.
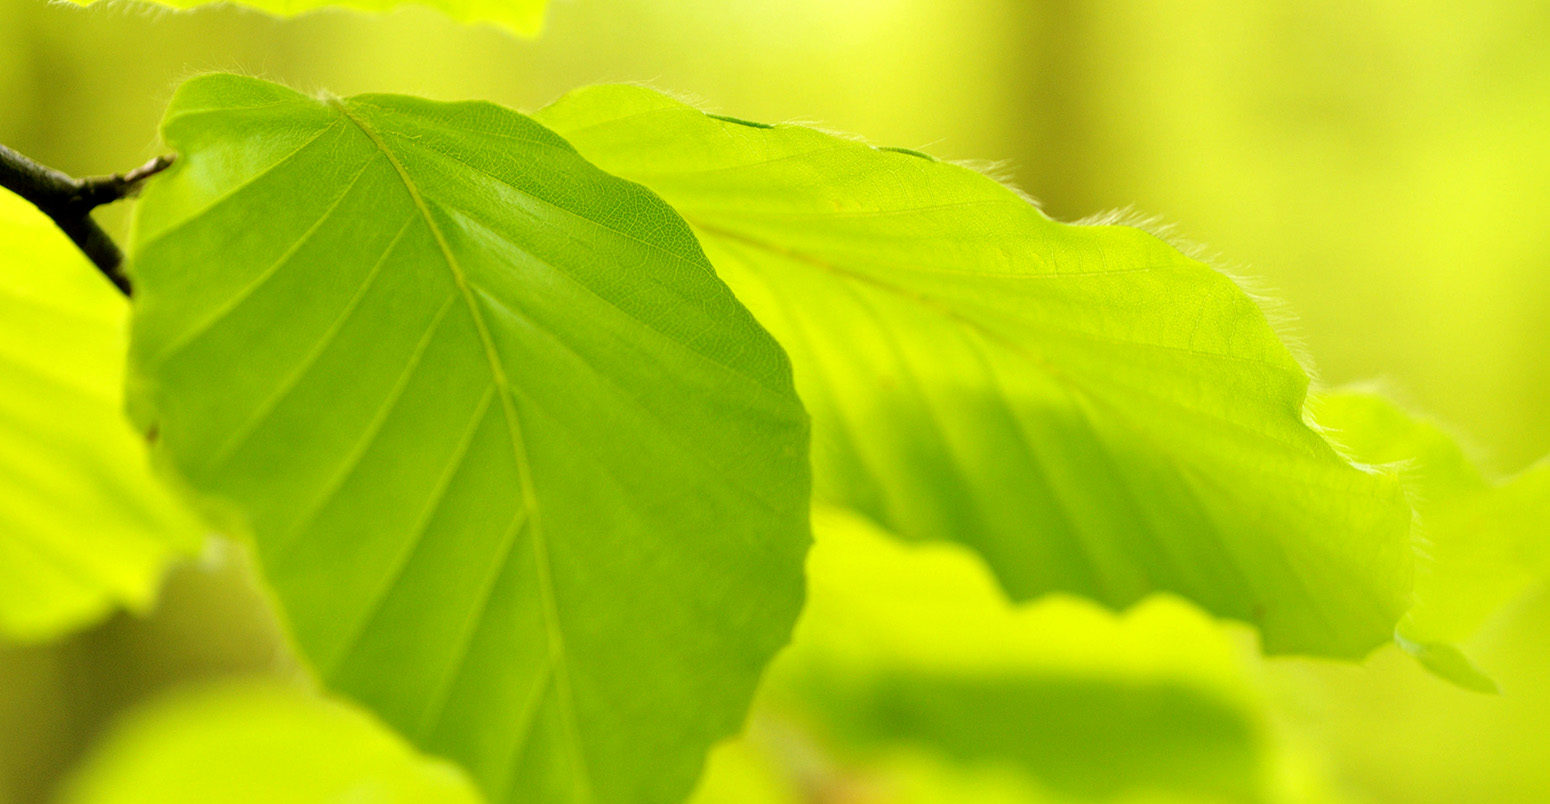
[0,142,175,296]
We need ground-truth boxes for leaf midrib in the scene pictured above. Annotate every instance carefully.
[328,97,595,801]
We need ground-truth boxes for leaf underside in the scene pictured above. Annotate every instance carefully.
[538,85,1413,658]
[0,193,201,643]
[129,74,810,804]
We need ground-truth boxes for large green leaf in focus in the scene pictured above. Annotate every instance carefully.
[72,0,547,37]
[0,192,202,643]
[127,74,810,804]
[538,85,1412,658]
[61,682,482,803]
[691,509,1341,804]
[1314,388,1550,691]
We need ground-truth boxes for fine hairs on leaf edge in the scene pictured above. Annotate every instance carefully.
[58,0,186,25]
[541,79,1320,382]
[1312,379,1498,497]
[588,87,1354,479]
[1067,210,1416,494]
[571,82,1328,399]
[1075,206,1322,390]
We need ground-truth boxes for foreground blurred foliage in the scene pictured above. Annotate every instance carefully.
[0,542,298,803]
[0,194,201,643]
[692,508,1325,804]
[61,682,482,804]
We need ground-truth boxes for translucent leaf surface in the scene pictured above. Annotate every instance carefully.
[128,74,811,804]
[539,85,1412,658]
[71,0,547,37]
[691,509,1339,804]
[60,682,481,804]
[1314,388,1550,691]
[0,192,202,643]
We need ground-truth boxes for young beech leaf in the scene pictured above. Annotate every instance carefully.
[537,85,1413,658]
[1313,388,1550,692]
[61,682,482,804]
[0,192,202,643]
[69,0,547,37]
[127,74,811,804]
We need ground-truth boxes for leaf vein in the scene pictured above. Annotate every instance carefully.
[330,98,595,802]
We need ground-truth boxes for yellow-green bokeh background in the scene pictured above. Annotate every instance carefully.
[2,1,1547,802]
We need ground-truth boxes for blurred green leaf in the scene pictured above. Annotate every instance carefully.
[539,85,1412,658]
[1314,388,1550,691]
[0,192,202,644]
[692,508,1342,804]
[60,681,482,803]
[695,738,1123,804]
[71,0,547,37]
[127,73,810,804]
[1263,583,1550,804]
[1406,464,1550,649]
[0,538,304,804]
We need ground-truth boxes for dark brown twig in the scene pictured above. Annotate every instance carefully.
[0,143,175,296]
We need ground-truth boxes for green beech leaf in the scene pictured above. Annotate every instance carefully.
[61,682,482,803]
[692,509,1334,804]
[72,0,547,37]
[0,192,202,643]
[1314,388,1550,691]
[537,85,1412,658]
[128,74,810,804]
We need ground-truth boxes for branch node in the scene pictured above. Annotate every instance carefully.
[0,143,176,297]
[72,154,177,212]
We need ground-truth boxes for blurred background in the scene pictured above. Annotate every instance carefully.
[2,1,1547,802]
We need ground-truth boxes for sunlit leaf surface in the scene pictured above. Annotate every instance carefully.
[71,0,547,37]
[0,193,201,643]
[128,74,810,804]
[61,682,482,803]
[540,85,1412,658]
